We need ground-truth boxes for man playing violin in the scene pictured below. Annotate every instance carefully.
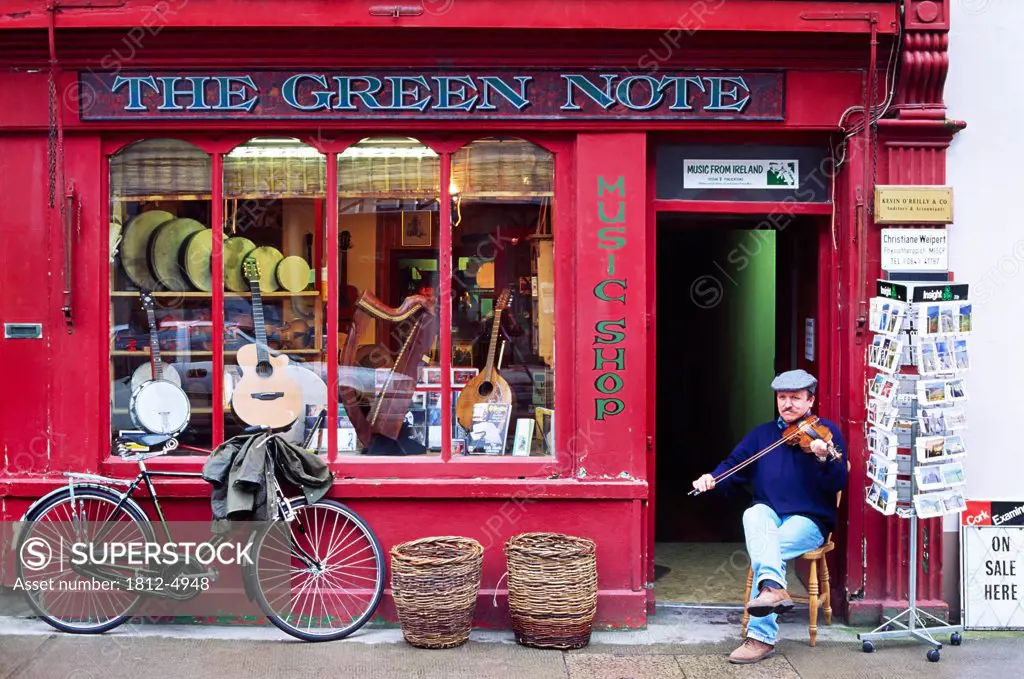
[691,369,848,665]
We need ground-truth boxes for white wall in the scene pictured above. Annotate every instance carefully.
[946,1,1024,528]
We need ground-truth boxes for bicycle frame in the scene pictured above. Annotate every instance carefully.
[58,437,318,588]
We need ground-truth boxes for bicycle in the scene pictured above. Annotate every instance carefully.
[15,426,385,642]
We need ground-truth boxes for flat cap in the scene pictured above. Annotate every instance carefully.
[771,369,817,393]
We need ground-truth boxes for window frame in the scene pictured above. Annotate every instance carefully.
[100,132,574,480]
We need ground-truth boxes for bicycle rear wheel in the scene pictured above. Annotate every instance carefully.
[17,487,153,633]
[250,498,384,641]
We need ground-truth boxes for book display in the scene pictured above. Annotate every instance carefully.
[859,280,968,659]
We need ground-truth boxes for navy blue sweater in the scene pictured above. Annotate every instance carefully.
[711,416,849,539]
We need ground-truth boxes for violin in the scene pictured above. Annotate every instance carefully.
[688,415,842,496]
[781,415,842,462]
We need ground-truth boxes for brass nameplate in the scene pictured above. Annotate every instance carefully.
[874,185,954,224]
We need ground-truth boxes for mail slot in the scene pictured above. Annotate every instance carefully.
[4,323,43,339]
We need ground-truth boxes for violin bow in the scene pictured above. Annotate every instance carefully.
[687,420,815,497]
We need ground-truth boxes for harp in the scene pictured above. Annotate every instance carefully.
[339,290,437,449]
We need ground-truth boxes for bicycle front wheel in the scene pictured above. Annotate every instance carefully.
[251,498,385,641]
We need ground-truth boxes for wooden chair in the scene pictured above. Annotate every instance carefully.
[741,461,849,647]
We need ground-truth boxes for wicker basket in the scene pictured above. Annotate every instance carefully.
[504,532,598,649]
[390,536,484,649]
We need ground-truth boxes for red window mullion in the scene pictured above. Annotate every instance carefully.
[211,152,225,446]
[326,153,339,463]
[439,152,453,462]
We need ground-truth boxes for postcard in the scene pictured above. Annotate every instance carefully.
[943,407,967,431]
[914,493,946,519]
[947,378,967,401]
[958,304,973,333]
[918,340,940,376]
[915,464,945,492]
[918,408,946,436]
[942,490,967,513]
[940,461,966,487]
[868,453,898,487]
[922,304,940,336]
[868,426,898,459]
[870,373,900,404]
[939,307,957,334]
[917,379,949,405]
[870,298,908,335]
[935,339,956,373]
[867,399,898,431]
[916,435,947,463]
[867,482,897,516]
[943,435,967,457]
[953,338,970,371]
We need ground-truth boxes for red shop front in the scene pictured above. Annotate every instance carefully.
[0,1,961,628]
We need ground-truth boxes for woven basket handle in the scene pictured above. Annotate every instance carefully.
[492,570,509,607]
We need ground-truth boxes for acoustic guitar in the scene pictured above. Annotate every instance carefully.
[455,287,513,431]
[231,259,304,430]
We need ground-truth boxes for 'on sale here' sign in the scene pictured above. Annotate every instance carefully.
[962,500,1024,630]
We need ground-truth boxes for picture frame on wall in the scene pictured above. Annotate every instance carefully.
[401,210,432,247]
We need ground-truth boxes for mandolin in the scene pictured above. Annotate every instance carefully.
[456,287,513,432]
[231,259,304,430]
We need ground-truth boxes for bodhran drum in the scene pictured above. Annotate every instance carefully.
[149,218,205,292]
[182,229,219,292]
[276,255,311,293]
[224,236,257,292]
[121,210,175,290]
[129,380,191,436]
[244,246,285,293]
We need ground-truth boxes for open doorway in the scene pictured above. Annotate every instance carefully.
[653,213,821,604]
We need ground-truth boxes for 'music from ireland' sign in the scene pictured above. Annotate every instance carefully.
[77,69,785,121]
[682,159,798,189]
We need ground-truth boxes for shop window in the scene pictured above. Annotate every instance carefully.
[222,138,328,448]
[108,139,214,453]
[450,138,555,456]
[335,137,441,456]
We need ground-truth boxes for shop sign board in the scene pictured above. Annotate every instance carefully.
[682,159,798,189]
[961,500,1024,630]
[874,185,954,224]
[881,228,948,272]
[76,69,786,121]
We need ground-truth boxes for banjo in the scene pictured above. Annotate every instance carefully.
[129,293,191,435]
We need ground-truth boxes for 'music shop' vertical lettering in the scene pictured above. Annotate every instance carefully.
[593,175,627,421]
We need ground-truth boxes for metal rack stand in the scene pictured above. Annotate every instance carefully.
[858,297,965,661]
[859,400,964,660]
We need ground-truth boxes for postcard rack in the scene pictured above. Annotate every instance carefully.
[859,280,970,662]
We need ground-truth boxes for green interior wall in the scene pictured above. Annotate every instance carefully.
[723,230,777,436]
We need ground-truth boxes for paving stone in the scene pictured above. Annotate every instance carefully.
[675,653,800,679]
[565,653,683,679]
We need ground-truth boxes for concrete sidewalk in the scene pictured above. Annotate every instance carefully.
[1,610,1020,679]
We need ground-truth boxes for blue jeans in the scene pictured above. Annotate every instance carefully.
[743,503,823,645]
